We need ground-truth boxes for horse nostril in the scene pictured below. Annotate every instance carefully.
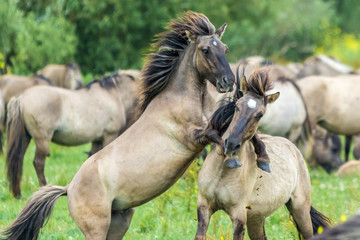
[222,76,229,85]
[224,139,228,149]
[233,143,240,151]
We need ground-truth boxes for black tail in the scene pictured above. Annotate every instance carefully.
[5,96,31,198]
[0,185,67,240]
[310,206,332,235]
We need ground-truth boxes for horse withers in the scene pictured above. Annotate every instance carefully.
[1,11,234,239]
[195,69,331,240]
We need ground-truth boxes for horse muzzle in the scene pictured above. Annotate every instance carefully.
[224,138,240,156]
[216,76,234,93]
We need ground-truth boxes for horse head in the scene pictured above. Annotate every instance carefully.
[186,23,234,93]
[224,69,279,156]
[312,127,343,173]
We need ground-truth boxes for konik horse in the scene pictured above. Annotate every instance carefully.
[195,69,331,240]
[6,71,138,198]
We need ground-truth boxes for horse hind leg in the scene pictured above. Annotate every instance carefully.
[285,199,313,240]
[33,139,51,186]
[106,208,135,240]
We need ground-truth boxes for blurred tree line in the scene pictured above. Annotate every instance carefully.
[0,0,359,75]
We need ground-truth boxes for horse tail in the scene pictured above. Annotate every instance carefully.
[0,185,67,240]
[6,96,31,198]
[310,206,332,235]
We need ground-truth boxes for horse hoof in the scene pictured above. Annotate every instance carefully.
[225,158,242,168]
[257,161,271,173]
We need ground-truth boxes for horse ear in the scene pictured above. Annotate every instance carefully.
[215,23,227,39]
[240,76,247,94]
[265,92,280,104]
[185,30,197,43]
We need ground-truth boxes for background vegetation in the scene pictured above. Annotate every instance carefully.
[1,0,359,75]
[0,142,359,239]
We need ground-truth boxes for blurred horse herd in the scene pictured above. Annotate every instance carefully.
[0,11,359,240]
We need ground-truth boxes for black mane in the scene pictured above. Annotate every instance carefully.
[138,11,216,113]
[85,74,118,90]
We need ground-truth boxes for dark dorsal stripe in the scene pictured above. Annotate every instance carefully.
[84,74,118,90]
[34,74,54,86]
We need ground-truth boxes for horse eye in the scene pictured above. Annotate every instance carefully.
[202,47,209,55]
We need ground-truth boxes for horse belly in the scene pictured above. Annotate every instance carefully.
[97,126,199,210]
[52,129,102,146]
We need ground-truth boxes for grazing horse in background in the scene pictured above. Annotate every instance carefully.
[310,126,343,173]
[1,11,235,239]
[37,62,83,90]
[0,74,53,105]
[5,71,139,198]
[296,54,353,79]
[336,160,360,177]
[0,63,83,153]
[258,74,311,154]
[195,69,331,240]
[297,75,360,161]
[296,54,358,162]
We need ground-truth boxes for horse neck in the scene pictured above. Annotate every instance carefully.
[167,44,206,100]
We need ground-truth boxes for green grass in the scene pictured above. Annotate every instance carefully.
[0,141,359,239]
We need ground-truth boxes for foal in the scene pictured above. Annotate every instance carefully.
[195,69,331,240]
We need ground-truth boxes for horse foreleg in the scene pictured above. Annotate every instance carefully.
[247,217,267,240]
[195,196,213,240]
[106,208,135,240]
[33,142,50,186]
[230,208,247,240]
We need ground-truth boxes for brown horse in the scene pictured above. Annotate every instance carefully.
[1,11,234,239]
[195,69,331,240]
[6,71,139,198]
[37,62,83,90]
[0,74,52,105]
[310,126,343,173]
[296,54,353,79]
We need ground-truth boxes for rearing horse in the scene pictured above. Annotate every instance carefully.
[1,11,234,240]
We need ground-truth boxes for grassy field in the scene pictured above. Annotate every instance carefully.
[0,140,359,240]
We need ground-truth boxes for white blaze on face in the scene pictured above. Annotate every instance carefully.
[212,40,218,46]
[247,99,257,109]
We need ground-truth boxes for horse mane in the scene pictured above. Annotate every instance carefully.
[245,68,273,97]
[138,11,216,113]
[85,74,119,90]
[33,74,54,86]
